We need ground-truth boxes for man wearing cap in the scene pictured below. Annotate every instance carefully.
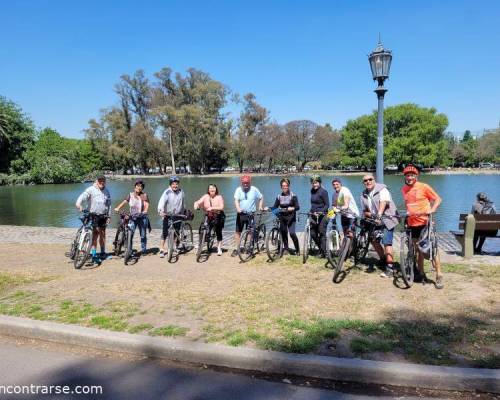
[157,176,185,258]
[75,175,112,263]
[232,175,264,257]
[114,179,150,254]
[331,178,359,236]
[401,164,443,288]
[359,174,399,276]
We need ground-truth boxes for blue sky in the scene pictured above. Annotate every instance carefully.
[1,0,499,138]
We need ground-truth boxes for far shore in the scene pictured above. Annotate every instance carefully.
[106,168,500,181]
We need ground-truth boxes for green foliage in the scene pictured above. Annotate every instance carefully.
[342,103,449,168]
[0,96,36,173]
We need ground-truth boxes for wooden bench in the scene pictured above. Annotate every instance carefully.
[451,214,500,258]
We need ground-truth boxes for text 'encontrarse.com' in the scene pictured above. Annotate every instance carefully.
[0,384,103,395]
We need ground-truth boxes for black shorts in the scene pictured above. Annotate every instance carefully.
[410,225,426,240]
[235,213,253,233]
[93,215,108,229]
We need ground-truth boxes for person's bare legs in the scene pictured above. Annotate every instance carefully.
[385,245,394,264]
[371,240,385,263]
[98,228,105,253]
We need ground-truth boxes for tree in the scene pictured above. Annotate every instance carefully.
[0,96,36,173]
[342,103,449,168]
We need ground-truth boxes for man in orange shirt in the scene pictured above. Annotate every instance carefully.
[401,165,443,288]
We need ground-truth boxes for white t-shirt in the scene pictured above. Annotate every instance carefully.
[334,187,359,217]
[368,187,391,215]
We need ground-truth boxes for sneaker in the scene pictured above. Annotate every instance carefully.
[92,255,102,265]
[282,248,290,256]
[435,275,444,289]
[365,264,376,273]
[100,252,112,260]
[231,249,238,257]
[159,251,165,258]
[294,249,300,256]
[380,268,394,278]
[217,247,223,256]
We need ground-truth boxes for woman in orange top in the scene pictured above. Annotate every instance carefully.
[401,165,443,288]
[194,184,225,255]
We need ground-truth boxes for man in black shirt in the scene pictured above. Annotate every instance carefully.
[309,175,330,257]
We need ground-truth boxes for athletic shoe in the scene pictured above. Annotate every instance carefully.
[380,268,394,278]
[217,247,223,256]
[435,276,444,289]
[159,251,165,258]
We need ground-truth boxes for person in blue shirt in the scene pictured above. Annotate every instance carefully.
[232,175,264,256]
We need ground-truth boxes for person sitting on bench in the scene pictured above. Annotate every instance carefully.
[471,192,497,254]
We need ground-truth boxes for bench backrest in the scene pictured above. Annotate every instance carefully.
[459,213,500,230]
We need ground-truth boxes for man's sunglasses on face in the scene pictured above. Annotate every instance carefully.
[363,178,374,183]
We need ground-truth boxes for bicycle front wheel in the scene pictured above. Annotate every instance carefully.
[181,223,194,252]
[167,230,175,263]
[74,229,92,269]
[113,227,125,256]
[400,233,415,287]
[332,236,351,283]
[68,226,82,260]
[196,227,207,262]
[124,230,133,265]
[257,224,266,252]
[302,226,310,264]
[353,230,369,266]
[266,227,282,261]
[238,230,254,263]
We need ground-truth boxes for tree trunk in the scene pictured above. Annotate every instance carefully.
[168,127,176,174]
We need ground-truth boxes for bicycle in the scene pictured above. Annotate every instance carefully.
[70,211,100,269]
[400,213,438,288]
[351,216,384,267]
[237,211,267,263]
[196,211,218,262]
[113,211,144,265]
[326,208,356,282]
[301,212,326,264]
[266,208,288,261]
[164,213,194,263]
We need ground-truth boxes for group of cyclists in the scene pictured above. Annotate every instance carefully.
[74,164,444,289]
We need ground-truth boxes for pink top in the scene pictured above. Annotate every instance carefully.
[195,194,224,210]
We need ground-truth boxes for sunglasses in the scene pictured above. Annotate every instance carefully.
[363,178,374,183]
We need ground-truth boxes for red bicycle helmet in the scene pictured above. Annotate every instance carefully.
[240,174,251,183]
[403,164,419,176]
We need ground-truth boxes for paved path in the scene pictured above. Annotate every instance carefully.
[0,336,425,400]
[1,225,499,264]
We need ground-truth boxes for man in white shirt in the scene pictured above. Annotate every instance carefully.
[332,178,359,236]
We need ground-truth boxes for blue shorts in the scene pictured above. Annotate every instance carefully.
[382,228,394,246]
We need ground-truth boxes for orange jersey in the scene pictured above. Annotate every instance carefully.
[401,182,440,227]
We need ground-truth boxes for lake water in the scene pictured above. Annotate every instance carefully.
[0,174,498,232]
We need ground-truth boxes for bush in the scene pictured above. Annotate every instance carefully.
[0,173,34,185]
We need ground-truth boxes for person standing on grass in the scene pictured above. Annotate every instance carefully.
[309,175,330,258]
[114,179,150,254]
[194,184,225,256]
[272,178,300,255]
[331,178,359,237]
[157,176,185,258]
[75,175,112,264]
[402,164,443,289]
[232,175,264,257]
[359,174,399,277]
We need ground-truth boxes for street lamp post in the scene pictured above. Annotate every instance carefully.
[368,38,392,183]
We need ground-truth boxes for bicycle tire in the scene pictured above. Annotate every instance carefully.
[167,230,175,263]
[266,227,282,261]
[302,225,310,264]
[196,227,207,262]
[400,233,415,287]
[74,229,92,269]
[113,226,125,256]
[123,229,132,265]
[238,230,254,262]
[257,224,266,252]
[182,223,194,252]
[332,236,351,282]
[68,226,82,260]
[353,230,369,266]
[207,227,216,253]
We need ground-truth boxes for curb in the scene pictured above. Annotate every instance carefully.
[0,316,498,393]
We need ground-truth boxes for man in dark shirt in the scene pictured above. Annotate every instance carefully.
[309,175,329,257]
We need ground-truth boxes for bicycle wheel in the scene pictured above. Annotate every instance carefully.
[68,226,82,260]
[113,226,125,256]
[353,230,369,266]
[302,225,310,264]
[332,237,351,282]
[167,230,175,263]
[207,227,216,253]
[257,224,266,252]
[123,230,132,265]
[400,233,415,287]
[196,227,207,262]
[181,223,194,252]
[74,229,92,269]
[266,227,282,261]
[238,230,254,263]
